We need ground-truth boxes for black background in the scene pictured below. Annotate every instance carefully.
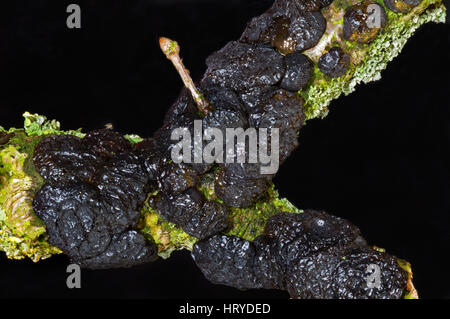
[0,0,449,299]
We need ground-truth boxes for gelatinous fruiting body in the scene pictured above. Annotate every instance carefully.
[204,41,285,92]
[280,52,313,92]
[153,188,229,240]
[343,1,386,44]
[192,210,408,299]
[32,132,158,268]
[241,1,328,54]
[384,0,421,13]
[0,132,14,145]
[151,1,314,212]
[192,235,261,290]
[318,47,351,78]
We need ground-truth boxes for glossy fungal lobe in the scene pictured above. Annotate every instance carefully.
[154,188,230,240]
[204,41,285,92]
[280,52,313,92]
[192,235,262,290]
[192,210,409,299]
[271,12,327,54]
[343,0,386,44]
[0,132,14,145]
[241,0,327,54]
[214,166,271,209]
[33,132,157,268]
[384,0,421,13]
[318,47,351,78]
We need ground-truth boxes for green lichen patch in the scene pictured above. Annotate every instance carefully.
[23,112,85,137]
[138,193,197,259]
[226,185,302,242]
[124,134,144,145]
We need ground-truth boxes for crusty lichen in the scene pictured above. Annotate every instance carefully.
[197,171,301,241]
[0,130,61,261]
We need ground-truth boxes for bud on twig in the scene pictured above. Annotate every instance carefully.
[159,37,211,115]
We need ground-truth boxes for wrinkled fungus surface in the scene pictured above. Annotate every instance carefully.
[318,47,351,78]
[193,210,408,299]
[343,1,387,44]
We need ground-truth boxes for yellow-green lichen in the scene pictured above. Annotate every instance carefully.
[23,112,85,138]
[0,131,61,261]
[124,134,144,145]
[225,185,302,242]
[138,193,197,259]
[398,258,419,299]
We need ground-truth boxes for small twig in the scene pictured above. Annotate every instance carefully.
[159,37,211,115]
